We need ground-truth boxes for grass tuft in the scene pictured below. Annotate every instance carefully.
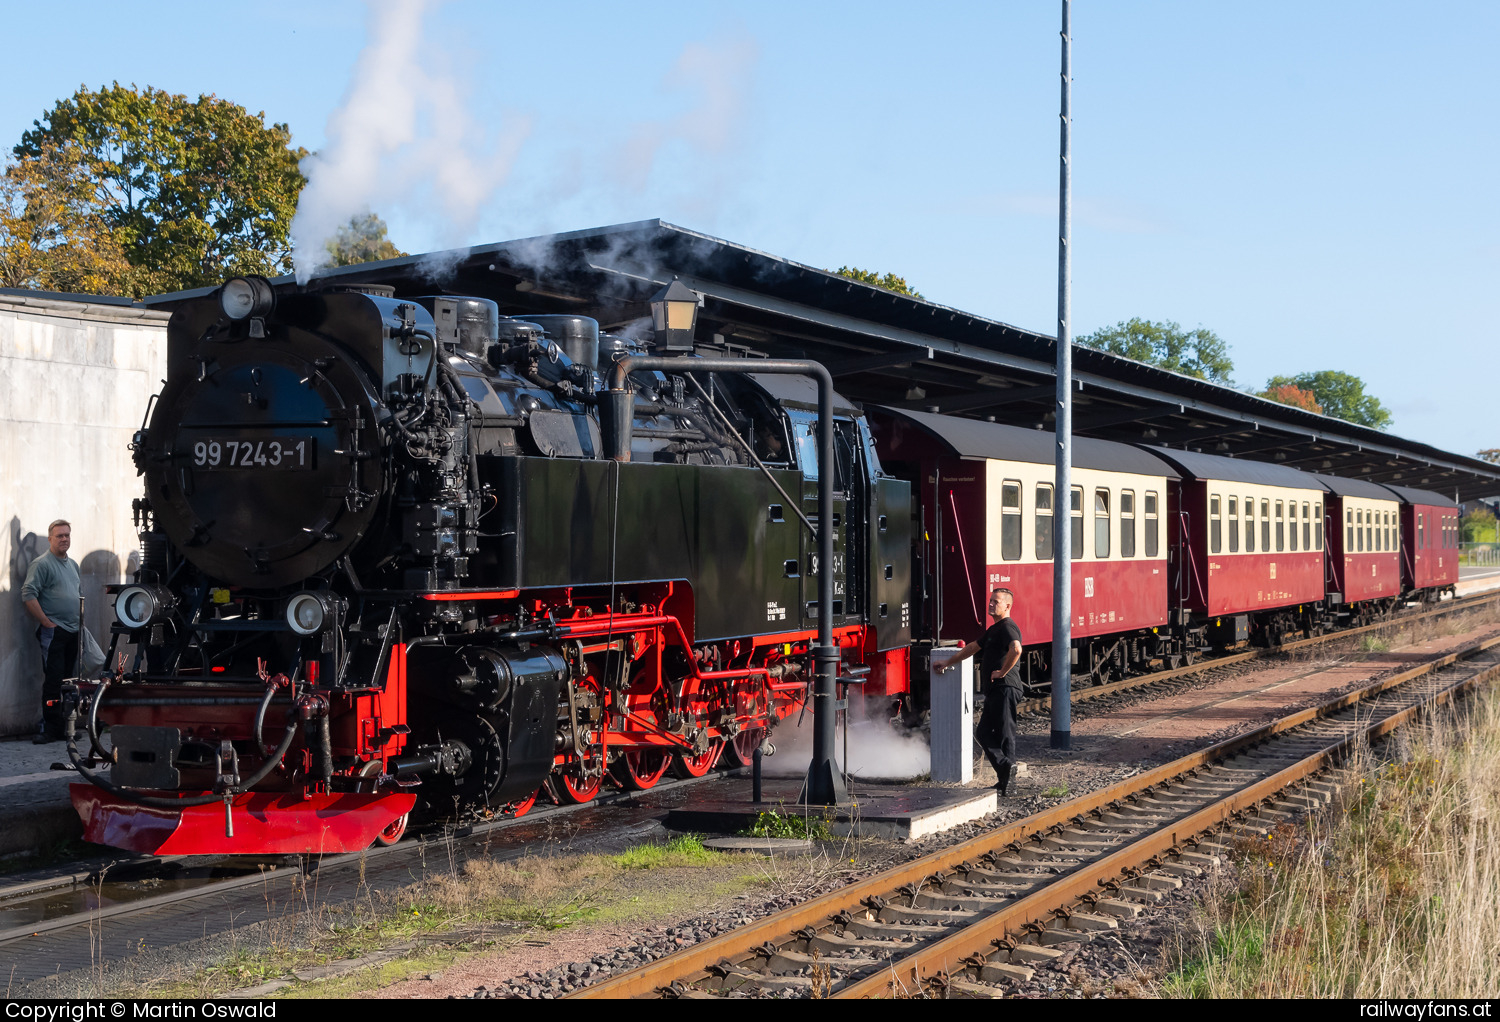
[612,834,720,870]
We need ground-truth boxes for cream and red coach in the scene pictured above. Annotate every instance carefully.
[1381,484,1460,600]
[870,408,1185,685]
[1152,450,1329,647]
[1315,473,1404,621]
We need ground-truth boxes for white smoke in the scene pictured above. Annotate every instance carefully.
[761,715,930,782]
[290,0,530,283]
[616,35,759,196]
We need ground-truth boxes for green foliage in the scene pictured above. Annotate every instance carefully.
[743,806,834,840]
[611,834,721,870]
[1263,371,1392,430]
[1076,318,1235,384]
[1462,507,1497,543]
[16,82,308,296]
[835,265,924,299]
[1478,449,1500,465]
[327,212,406,268]
[1042,784,1070,798]
[1,142,132,293]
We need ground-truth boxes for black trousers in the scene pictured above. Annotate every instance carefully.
[41,626,78,738]
[976,684,1020,773]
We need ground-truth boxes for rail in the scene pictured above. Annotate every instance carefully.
[572,628,1500,999]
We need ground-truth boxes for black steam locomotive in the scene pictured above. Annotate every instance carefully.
[69,277,912,854]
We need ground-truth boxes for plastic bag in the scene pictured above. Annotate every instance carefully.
[81,627,106,678]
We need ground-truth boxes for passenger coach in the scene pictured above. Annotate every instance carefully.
[870,408,1183,685]
[1151,450,1329,647]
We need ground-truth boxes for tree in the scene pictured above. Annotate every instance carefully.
[1075,318,1234,384]
[0,142,132,294]
[326,213,406,268]
[15,83,307,296]
[835,265,924,299]
[1260,382,1323,415]
[1462,506,1497,544]
[1478,449,1500,465]
[1262,371,1392,430]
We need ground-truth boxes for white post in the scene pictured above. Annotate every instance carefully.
[928,647,973,783]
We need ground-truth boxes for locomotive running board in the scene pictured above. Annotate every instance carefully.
[70,785,416,856]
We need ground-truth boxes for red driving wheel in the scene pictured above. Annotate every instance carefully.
[616,749,672,790]
[673,739,724,779]
[559,768,603,803]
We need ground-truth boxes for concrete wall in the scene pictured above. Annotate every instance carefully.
[0,294,169,736]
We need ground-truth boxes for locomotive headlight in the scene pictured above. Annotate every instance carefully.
[219,276,276,321]
[286,592,337,636]
[115,585,175,628]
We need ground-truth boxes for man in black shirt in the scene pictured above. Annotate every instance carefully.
[938,587,1023,795]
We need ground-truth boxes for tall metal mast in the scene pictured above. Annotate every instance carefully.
[1051,0,1073,750]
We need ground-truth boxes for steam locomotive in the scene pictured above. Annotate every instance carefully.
[67,274,1461,857]
[67,277,911,854]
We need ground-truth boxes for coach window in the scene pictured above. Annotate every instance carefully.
[1071,486,1084,559]
[1228,497,1239,553]
[1145,491,1160,557]
[1209,495,1222,553]
[1262,500,1271,551]
[1036,484,1055,560]
[1302,503,1311,551]
[1347,509,1354,550]
[1418,513,1425,550]
[1315,503,1324,550]
[1244,496,1255,552]
[1357,509,1366,552]
[1385,511,1393,551]
[1289,501,1298,552]
[1366,511,1373,553]
[1120,490,1136,557]
[1095,489,1112,558]
[1001,481,1022,561]
[1275,501,1285,551]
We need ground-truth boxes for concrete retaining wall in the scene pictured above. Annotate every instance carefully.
[0,293,169,736]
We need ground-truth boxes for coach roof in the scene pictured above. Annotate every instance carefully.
[1144,447,1320,489]
[874,406,1178,477]
[1312,472,1404,501]
[1378,483,1458,508]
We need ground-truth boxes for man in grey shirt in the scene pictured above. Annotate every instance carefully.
[21,520,81,742]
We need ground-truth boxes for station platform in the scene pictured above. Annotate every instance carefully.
[662,775,996,841]
[0,737,84,860]
[1457,565,1500,598]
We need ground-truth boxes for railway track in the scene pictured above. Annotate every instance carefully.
[573,629,1500,999]
[0,769,716,984]
[1017,590,1500,717]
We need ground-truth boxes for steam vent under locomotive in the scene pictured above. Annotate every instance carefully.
[67,276,913,854]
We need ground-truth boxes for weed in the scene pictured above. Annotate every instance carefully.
[1359,635,1390,653]
[743,805,834,841]
[1163,687,1500,998]
[1042,784,1070,798]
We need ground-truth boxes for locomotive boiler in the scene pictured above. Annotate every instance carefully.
[68,277,911,854]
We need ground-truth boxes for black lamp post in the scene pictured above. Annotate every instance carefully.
[648,278,700,353]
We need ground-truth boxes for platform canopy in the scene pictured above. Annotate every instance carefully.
[145,219,1500,501]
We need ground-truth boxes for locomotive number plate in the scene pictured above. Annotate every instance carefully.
[189,437,315,470]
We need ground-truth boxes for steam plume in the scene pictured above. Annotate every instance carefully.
[762,715,930,782]
[290,0,529,283]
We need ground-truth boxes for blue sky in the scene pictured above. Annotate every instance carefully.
[3,1,1495,458]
